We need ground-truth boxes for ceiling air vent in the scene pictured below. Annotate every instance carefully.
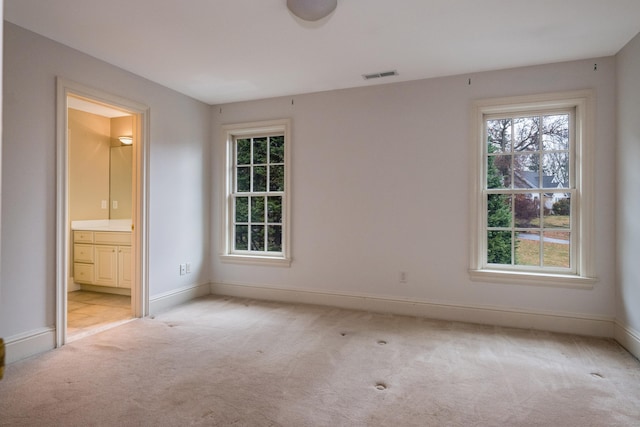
[362,70,399,80]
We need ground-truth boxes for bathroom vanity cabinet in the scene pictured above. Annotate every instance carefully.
[73,230,132,288]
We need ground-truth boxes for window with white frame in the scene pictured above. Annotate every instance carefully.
[221,120,291,266]
[470,91,596,286]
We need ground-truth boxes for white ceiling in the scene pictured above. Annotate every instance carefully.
[5,0,640,105]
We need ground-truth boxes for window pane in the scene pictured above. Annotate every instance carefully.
[478,102,580,276]
[253,137,268,164]
[487,194,511,227]
[237,139,251,165]
[228,125,288,259]
[487,155,512,189]
[235,197,248,222]
[516,231,540,266]
[513,116,539,151]
[270,136,285,163]
[487,231,512,264]
[543,231,570,268]
[235,225,248,250]
[253,166,267,192]
[542,152,569,189]
[251,197,265,223]
[542,114,569,151]
[269,165,285,191]
[514,193,540,228]
[487,119,511,153]
[237,167,251,192]
[514,154,540,188]
[267,196,282,223]
[251,225,265,251]
[545,195,570,227]
[268,225,282,252]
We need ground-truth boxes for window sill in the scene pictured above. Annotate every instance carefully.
[220,254,292,267]
[469,269,596,289]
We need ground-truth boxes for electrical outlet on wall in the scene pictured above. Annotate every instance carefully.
[186,262,191,274]
[101,200,107,209]
[180,264,186,275]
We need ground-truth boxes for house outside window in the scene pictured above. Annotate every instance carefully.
[221,119,291,266]
[470,91,596,287]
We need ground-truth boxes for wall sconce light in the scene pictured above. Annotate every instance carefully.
[287,0,337,21]
[118,136,133,145]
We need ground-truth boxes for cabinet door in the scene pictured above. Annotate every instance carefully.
[118,246,132,288]
[94,245,118,286]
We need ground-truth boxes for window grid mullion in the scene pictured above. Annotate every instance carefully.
[250,137,254,193]
[539,188,544,266]
[266,136,271,194]
[510,118,515,189]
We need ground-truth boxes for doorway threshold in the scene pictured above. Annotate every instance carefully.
[67,318,137,343]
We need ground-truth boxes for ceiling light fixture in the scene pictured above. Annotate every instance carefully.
[118,136,133,145]
[287,0,337,21]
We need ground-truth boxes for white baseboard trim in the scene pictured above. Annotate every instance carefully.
[5,327,56,364]
[149,282,210,316]
[210,282,614,338]
[614,321,640,360]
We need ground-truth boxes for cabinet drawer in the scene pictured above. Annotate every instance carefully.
[74,231,94,243]
[74,263,94,284]
[74,244,94,263]
[94,232,131,246]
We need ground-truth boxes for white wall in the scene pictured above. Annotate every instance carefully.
[0,3,4,337]
[616,31,640,356]
[211,57,617,331]
[1,23,211,340]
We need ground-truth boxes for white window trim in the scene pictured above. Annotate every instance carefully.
[469,90,596,288]
[220,119,292,267]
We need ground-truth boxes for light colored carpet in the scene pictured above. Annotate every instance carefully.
[1,295,639,426]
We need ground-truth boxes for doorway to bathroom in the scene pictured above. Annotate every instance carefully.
[56,79,149,346]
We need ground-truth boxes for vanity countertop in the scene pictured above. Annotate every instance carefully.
[71,219,132,232]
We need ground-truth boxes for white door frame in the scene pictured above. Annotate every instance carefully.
[55,78,150,347]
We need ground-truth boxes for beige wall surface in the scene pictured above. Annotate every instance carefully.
[109,145,132,219]
[110,115,132,147]
[68,108,110,221]
[110,115,133,219]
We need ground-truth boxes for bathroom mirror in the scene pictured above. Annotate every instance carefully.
[109,145,132,219]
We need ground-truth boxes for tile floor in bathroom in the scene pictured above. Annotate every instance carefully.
[67,290,132,340]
